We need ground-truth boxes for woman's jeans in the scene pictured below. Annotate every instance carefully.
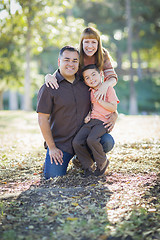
[44,133,115,179]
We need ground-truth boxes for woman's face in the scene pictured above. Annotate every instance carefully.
[82,38,98,57]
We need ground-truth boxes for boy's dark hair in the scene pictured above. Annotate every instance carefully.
[82,64,100,74]
[59,46,79,57]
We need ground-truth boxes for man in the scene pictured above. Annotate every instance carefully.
[37,46,115,179]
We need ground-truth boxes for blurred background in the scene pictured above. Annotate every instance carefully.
[0,0,160,115]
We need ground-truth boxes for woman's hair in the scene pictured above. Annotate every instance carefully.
[79,27,105,71]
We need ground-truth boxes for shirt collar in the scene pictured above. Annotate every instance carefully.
[56,69,80,84]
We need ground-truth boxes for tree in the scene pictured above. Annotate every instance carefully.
[0,0,86,110]
[125,0,138,114]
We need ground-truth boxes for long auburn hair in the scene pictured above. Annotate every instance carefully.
[79,27,108,71]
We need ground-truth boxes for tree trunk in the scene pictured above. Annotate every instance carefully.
[9,91,18,110]
[125,0,138,115]
[24,7,32,111]
[137,49,143,80]
[24,44,32,111]
[0,91,3,110]
[116,48,122,71]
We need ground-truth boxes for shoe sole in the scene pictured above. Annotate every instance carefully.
[94,160,109,176]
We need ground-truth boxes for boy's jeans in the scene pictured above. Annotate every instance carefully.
[44,133,115,179]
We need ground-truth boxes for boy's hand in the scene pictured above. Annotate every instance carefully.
[84,114,91,124]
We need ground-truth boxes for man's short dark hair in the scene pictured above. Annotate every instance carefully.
[82,64,100,74]
[59,46,79,57]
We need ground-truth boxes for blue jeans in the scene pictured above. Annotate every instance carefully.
[44,133,115,179]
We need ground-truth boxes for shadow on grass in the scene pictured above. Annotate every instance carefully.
[0,169,113,240]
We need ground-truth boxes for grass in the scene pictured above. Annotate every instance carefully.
[0,111,160,240]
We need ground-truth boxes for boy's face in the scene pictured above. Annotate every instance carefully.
[83,68,101,89]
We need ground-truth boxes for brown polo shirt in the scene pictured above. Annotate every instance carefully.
[37,70,91,154]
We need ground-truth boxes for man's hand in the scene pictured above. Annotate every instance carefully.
[103,112,118,132]
[49,147,63,165]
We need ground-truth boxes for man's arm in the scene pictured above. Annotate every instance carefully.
[38,112,63,165]
[103,111,118,132]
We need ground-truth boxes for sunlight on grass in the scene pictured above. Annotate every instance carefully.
[0,111,160,240]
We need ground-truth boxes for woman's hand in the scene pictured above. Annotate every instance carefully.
[103,111,118,132]
[45,72,59,89]
[94,81,109,101]
[94,77,117,101]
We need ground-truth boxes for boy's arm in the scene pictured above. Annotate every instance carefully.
[98,99,117,112]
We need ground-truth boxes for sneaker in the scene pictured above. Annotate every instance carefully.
[81,168,93,178]
[94,159,109,176]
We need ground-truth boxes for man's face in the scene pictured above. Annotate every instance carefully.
[83,68,101,89]
[58,50,79,79]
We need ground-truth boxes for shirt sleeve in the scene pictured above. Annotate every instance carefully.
[36,85,53,114]
[103,49,118,82]
[106,87,120,104]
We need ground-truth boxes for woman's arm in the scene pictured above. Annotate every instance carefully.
[98,100,117,112]
[94,77,117,100]
[103,49,118,83]
[45,71,59,89]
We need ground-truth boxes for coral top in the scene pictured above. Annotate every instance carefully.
[90,86,119,123]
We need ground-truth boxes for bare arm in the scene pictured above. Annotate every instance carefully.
[103,111,118,132]
[45,70,59,89]
[38,113,63,165]
[98,100,117,112]
[94,77,117,101]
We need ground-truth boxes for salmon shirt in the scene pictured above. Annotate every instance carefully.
[90,86,119,123]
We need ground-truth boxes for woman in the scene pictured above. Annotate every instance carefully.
[45,27,118,132]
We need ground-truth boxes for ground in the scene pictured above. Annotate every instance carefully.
[0,111,160,240]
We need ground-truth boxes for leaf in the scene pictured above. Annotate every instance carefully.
[66,217,78,221]
[71,202,79,207]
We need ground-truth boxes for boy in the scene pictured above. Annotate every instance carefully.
[73,64,119,177]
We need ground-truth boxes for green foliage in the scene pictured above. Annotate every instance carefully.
[114,76,160,114]
[0,0,160,110]
[136,77,160,113]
